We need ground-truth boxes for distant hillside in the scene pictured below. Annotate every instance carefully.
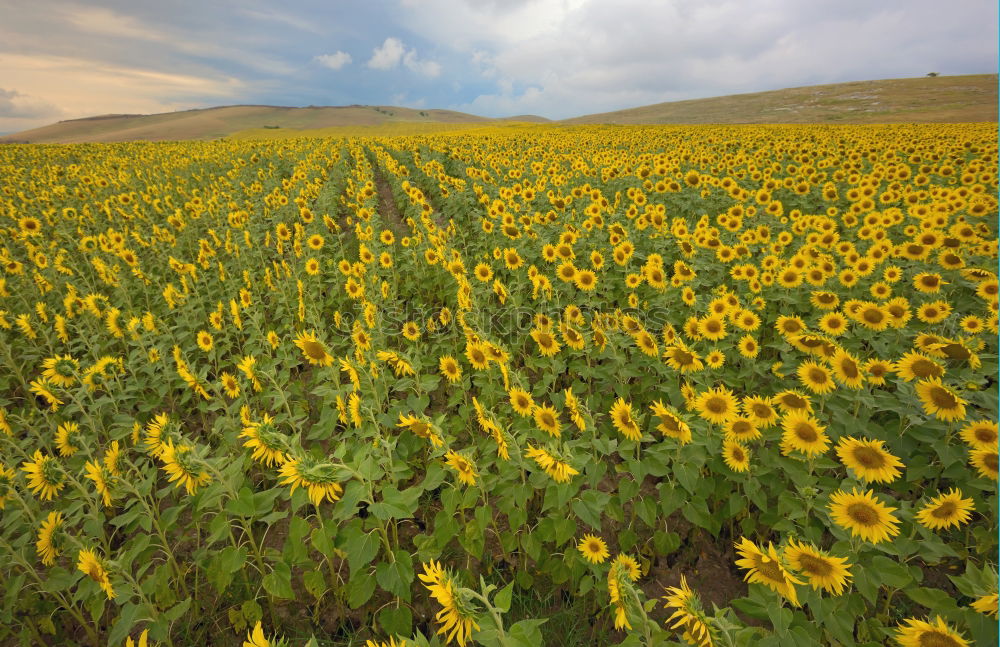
[1,74,994,143]
[564,74,997,125]
[0,105,550,144]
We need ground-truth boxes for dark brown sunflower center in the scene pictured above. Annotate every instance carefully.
[862,309,884,324]
[755,556,786,583]
[732,421,753,435]
[808,368,828,384]
[795,423,818,443]
[302,341,326,360]
[974,427,998,444]
[985,454,999,472]
[851,446,886,469]
[674,350,694,365]
[840,359,859,378]
[730,446,746,462]
[540,413,555,427]
[705,397,728,414]
[587,540,602,553]
[917,631,962,647]
[752,404,772,418]
[846,503,879,526]
[929,386,958,409]
[911,360,941,378]
[797,553,833,577]
[930,501,958,519]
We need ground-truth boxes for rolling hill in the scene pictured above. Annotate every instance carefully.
[1,74,994,143]
[564,74,997,125]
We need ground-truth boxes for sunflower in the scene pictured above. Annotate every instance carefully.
[698,316,727,341]
[278,455,344,505]
[397,413,444,448]
[402,321,420,341]
[722,440,751,472]
[830,349,864,389]
[574,269,597,291]
[650,400,692,444]
[530,328,561,357]
[854,303,891,331]
[835,436,903,483]
[54,421,81,457]
[159,440,212,495]
[775,315,806,338]
[21,450,65,501]
[29,378,63,410]
[783,539,852,596]
[893,351,945,382]
[525,444,579,483]
[220,372,241,398]
[243,621,273,647]
[780,411,829,457]
[971,592,999,619]
[418,561,480,646]
[916,300,952,324]
[894,616,969,647]
[533,404,562,438]
[742,395,779,427]
[960,419,998,451]
[661,576,715,647]
[733,537,802,606]
[125,629,152,647]
[84,460,114,507]
[663,345,704,373]
[240,414,288,467]
[705,349,725,369]
[724,416,761,443]
[969,448,998,480]
[196,330,213,352]
[915,488,975,531]
[828,487,900,544]
[737,335,759,358]
[293,330,334,367]
[438,356,462,383]
[864,359,893,385]
[41,354,78,387]
[797,361,836,395]
[914,378,967,422]
[77,548,115,599]
[36,511,64,565]
[576,534,610,564]
[444,450,477,486]
[508,388,535,417]
[461,343,488,370]
[694,386,739,425]
[610,398,642,441]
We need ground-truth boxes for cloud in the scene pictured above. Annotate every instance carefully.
[368,37,407,70]
[367,37,441,77]
[403,51,441,77]
[314,51,352,70]
[0,88,62,119]
[0,53,245,133]
[398,0,998,118]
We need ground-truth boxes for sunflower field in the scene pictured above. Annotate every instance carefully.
[0,123,997,647]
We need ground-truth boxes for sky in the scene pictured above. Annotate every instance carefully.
[0,0,996,133]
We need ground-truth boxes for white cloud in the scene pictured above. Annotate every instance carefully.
[367,37,441,77]
[398,0,998,118]
[0,88,63,120]
[314,51,352,70]
[368,37,407,70]
[403,51,441,77]
[0,53,244,133]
